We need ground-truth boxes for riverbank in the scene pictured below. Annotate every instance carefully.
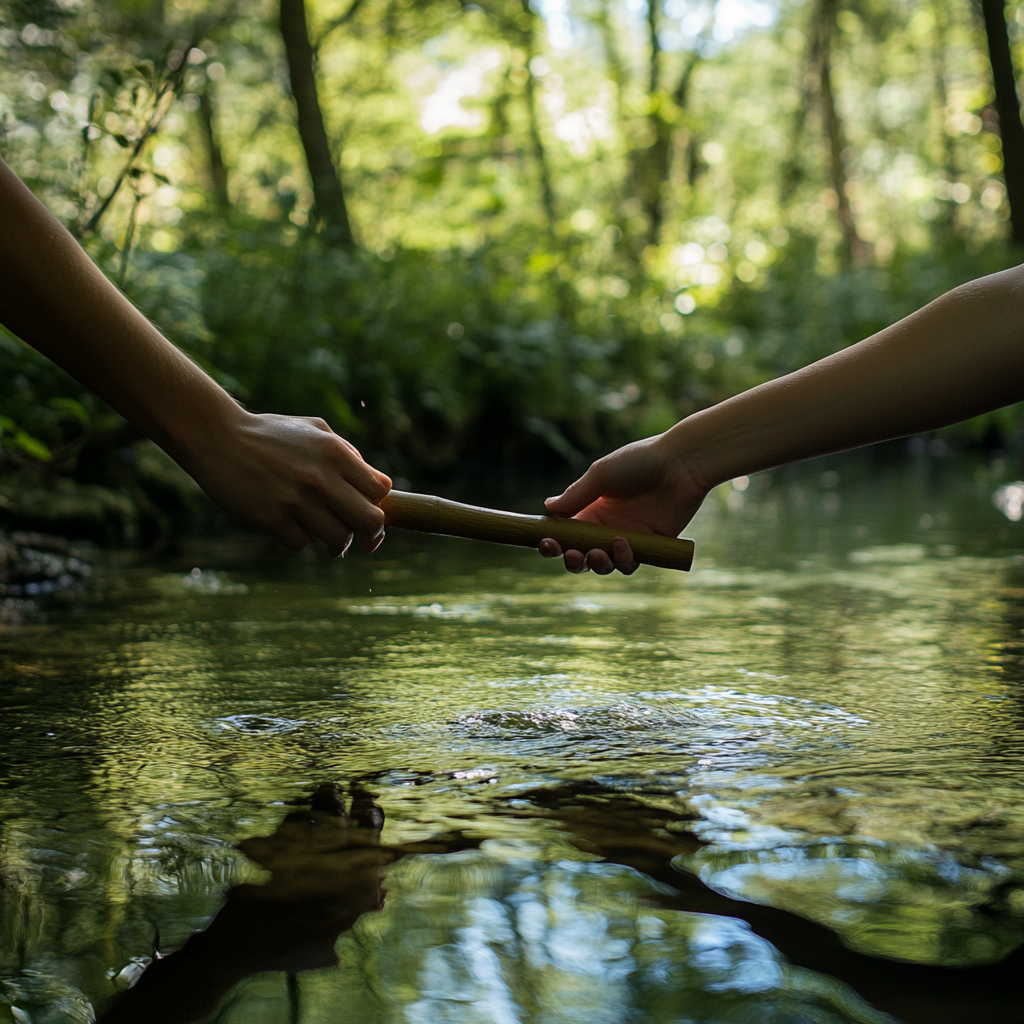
[0,529,92,624]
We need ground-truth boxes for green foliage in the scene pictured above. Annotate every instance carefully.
[1,0,1023,538]
[0,332,91,466]
[135,236,669,473]
[0,415,51,462]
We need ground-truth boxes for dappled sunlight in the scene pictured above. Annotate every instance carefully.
[4,0,1022,507]
[418,48,504,136]
[2,0,1024,1019]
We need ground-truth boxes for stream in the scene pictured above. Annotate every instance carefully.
[1,452,1022,1023]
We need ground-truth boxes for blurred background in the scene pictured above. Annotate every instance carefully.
[1,0,1023,544]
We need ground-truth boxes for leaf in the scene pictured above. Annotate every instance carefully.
[49,397,90,425]
[152,172,171,185]
[113,134,130,148]
[0,415,14,433]
[13,430,51,462]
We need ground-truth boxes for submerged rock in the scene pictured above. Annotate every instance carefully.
[0,529,91,623]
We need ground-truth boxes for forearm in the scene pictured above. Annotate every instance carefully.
[670,265,1024,488]
[1,158,391,552]
[0,158,242,467]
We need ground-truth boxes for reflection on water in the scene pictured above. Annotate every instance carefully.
[0,456,1022,1023]
[685,839,1021,965]
[99,783,478,1024]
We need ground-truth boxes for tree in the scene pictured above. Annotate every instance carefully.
[810,0,867,264]
[279,0,354,247]
[198,80,230,210]
[596,0,712,251]
[929,0,960,235]
[518,0,559,240]
[979,0,1024,245]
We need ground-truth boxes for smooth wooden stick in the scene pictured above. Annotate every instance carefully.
[380,490,695,572]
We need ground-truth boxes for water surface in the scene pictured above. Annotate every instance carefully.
[1,455,1023,1023]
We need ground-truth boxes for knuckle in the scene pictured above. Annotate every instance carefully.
[360,504,386,532]
[281,499,311,530]
[295,468,324,493]
[326,434,360,464]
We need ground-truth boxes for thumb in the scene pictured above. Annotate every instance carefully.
[545,463,607,517]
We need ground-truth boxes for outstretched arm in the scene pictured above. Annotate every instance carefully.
[0,157,390,555]
[543,264,1024,573]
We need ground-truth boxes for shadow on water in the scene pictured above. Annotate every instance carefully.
[92,780,1023,1024]
[98,783,479,1024]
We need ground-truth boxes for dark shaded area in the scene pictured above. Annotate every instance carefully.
[279,0,355,248]
[98,783,479,1024]
[0,528,91,622]
[981,0,1024,246]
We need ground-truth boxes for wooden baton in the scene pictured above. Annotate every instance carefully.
[380,490,695,572]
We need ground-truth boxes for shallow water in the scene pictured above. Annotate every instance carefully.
[1,455,1023,1024]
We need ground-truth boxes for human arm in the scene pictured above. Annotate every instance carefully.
[0,157,390,555]
[542,263,1024,573]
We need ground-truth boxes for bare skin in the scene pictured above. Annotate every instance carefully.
[0,158,390,555]
[541,264,1024,573]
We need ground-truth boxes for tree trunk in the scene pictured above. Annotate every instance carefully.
[779,40,815,205]
[279,0,354,247]
[198,82,230,209]
[592,0,699,249]
[594,1,628,133]
[523,69,558,238]
[592,1,642,257]
[634,2,711,248]
[634,0,669,246]
[519,1,558,239]
[930,0,959,235]
[813,0,867,264]
[980,0,1024,244]
[647,0,661,96]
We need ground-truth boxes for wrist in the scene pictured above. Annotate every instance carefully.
[659,411,720,495]
[154,370,249,477]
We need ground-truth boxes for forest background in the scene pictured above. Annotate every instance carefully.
[2,0,1024,543]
